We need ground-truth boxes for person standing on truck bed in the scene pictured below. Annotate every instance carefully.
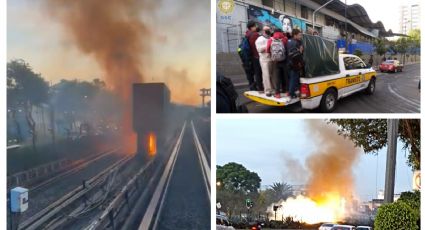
[244,21,263,91]
[255,25,273,97]
[266,28,288,98]
[287,28,304,99]
[239,21,257,90]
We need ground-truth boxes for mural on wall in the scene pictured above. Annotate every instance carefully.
[247,5,306,33]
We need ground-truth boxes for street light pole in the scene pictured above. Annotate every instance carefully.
[312,0,335,32]
[384,119,398,203]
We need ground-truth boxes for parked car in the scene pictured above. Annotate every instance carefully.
[379,60,403,73]
[319,223,336,230]
[331,225,356,230]
[356,226,372,230]
[216,214,235,230]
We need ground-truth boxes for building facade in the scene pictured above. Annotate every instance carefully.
[399,2,421,34]
[217,0,387,54]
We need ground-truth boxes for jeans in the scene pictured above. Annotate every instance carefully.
[272,61,287,93]
[288,69,300,97]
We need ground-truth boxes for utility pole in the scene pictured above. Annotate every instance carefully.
[199,88,211,107]
[384,119,398,203]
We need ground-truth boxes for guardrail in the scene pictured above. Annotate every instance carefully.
[18,154,131,230]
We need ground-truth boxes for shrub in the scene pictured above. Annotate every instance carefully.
[374,201,418,230]
[354,49,363,57]
[398,191,421,228]
[398,191,420,211]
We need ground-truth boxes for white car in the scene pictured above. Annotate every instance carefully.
[319,223,335,230]
[331,225,356,230]
[356,226,372,230]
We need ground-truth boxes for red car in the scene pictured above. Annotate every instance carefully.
[379,60,403,73]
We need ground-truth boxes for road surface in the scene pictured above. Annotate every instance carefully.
[232,63,420,113]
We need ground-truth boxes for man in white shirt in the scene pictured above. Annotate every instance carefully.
[255,25,273,97]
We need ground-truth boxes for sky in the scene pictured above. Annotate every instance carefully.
[345,0,420,33]
[216,119,414,202]
[7,0,210,105]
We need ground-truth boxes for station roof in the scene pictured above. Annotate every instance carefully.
[309,0,395,37]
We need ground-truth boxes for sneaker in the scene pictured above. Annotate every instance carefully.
[274,92,281,98]
[266,92,272,97]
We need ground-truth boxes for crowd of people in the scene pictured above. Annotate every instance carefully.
[239,21,305,99]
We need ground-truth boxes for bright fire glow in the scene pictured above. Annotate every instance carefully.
[147,132,157,156]
[270,194,346,224]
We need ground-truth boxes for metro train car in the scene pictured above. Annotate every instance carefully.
[133,83,170,159]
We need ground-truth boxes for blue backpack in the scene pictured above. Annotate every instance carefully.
[238,35,252,64]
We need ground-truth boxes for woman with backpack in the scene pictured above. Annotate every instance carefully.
[266,28,288,98]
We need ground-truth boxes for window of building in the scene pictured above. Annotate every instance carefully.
[262,0,274,8]
[301,5,309,19]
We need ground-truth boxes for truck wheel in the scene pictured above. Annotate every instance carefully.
[365,78,376,95]
[320,89,337,112]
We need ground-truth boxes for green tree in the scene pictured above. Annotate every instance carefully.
[395,37,409,64]
[353,49,363,58]
[329,119,420,170]
[7,59,49,151]
[407,29,420,61]
[373,38,387,58]
[217,162,261,193]
[269,182,293,202]
[398,191,420,216]
[50,79,122,139]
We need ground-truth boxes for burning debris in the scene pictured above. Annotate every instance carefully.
[270,120,361,224]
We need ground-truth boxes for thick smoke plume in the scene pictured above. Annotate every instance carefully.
[305,120,360,200]
[45,0,157,100]
[270,120,361,223]
[45,0,158,153]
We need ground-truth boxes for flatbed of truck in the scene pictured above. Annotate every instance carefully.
[243,91,300,107]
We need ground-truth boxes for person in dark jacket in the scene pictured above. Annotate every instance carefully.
[245,21,263,91]
[287,29,304,98]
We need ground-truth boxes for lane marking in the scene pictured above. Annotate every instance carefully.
[387,84,420,111]
[190,120,211,199]
[138,122,186,230]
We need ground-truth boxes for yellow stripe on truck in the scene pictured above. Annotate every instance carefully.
[307,71,375,98]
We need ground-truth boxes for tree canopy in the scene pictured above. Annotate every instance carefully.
[7,59,49,108]
[329,119,420,170]
[217,162,261,194]
[7,59,49,150]
[373,38,387,57]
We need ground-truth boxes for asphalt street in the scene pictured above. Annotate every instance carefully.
[233,63,420,113]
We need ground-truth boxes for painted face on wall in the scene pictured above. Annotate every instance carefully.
[279,15,292,33]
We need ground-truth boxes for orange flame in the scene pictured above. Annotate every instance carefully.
[147,132,157,156]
